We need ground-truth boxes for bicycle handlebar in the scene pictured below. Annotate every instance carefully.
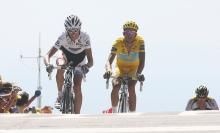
[105,76,144,92]
[48,66,63,80]
[47,63,86,81]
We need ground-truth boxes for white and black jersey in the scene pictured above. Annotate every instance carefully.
[54,31,91,67]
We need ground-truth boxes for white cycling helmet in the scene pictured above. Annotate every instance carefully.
[64,15,82,31]
[195,85,209,98]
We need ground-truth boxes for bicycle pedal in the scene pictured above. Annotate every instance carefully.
[54,104,61,109]
[55,106,61,109]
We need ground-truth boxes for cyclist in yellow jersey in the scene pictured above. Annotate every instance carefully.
[103,21,145,113]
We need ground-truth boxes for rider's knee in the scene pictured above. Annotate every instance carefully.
[112,78,121,87]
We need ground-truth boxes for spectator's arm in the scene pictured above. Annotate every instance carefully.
[24,90,41,108]
[24,96,36,108]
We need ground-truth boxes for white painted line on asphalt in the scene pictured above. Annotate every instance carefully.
[1,126,220,133]
[178,110,220,116]
[178,111,198,116]
[0,113,145,120]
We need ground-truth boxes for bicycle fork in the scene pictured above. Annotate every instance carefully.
[118,90,129,113]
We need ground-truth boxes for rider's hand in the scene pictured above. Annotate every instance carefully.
[137,73,145,82]
[81,65,89,74]
[46,64,53,73]
[103,71,112,79]
[34,90,41,97]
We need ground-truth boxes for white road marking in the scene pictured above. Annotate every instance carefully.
[1,126,220,133]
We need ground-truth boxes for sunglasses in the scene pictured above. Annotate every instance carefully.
[67,28,80,33]
[0,87,12,96]
[197,96,207,99]
[123,30,136,35]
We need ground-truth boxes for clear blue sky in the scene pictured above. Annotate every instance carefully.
[0,0,220,114]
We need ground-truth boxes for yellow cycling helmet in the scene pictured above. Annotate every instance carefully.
[123,21,139,31]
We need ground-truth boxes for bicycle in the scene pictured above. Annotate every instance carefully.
[48,61,85,114]
[106,75,143,113]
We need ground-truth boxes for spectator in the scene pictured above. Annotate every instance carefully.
[16,90,41,113]
[0,82,13,113]
[185,85,219,111]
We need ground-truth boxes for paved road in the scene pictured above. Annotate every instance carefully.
[0,111,220,133]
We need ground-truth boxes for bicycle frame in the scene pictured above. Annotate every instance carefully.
[61,65,75,114]
[118,77,129,113]
[106,76,143,113]
[118,76,131,113]
[48,62,76,114]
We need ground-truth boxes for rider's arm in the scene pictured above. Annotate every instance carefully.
[85,48,93,68]
[185,99,194,111]
[105,52,116,72]
[105,40,118,72]
[44,47,58,66]
[137,41,145,74]
[210,99,219,110]
[137,52,145,74]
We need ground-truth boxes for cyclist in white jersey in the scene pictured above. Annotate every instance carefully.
[44,15,93,114]
[185,85,219,111]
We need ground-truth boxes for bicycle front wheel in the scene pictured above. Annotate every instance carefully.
[70,95,75,114]
[63,86,75,114]
[62,88,69,114]
[118,93,128,113]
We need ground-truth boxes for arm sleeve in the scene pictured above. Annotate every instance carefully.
[210,99,219,110]
[185,99,194,111]
[139,39,145,53]
[54,34,64,49]
[111,41,118,54]
[84,34,91,49]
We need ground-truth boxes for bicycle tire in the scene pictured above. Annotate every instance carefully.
[70,96,74,114]
[123,94,128,112]
[62,88,68,113]
[118,94,123,113]
[122,94,128,112]
[61,96,66,113]
[118,93,126,113]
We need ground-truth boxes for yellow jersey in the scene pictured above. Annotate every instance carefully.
[111,35,145,76]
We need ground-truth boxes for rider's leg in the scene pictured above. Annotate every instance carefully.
[56,69,64,99]
[128,80,137,112]
[111,78,121,113]
[73,73,83,114]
